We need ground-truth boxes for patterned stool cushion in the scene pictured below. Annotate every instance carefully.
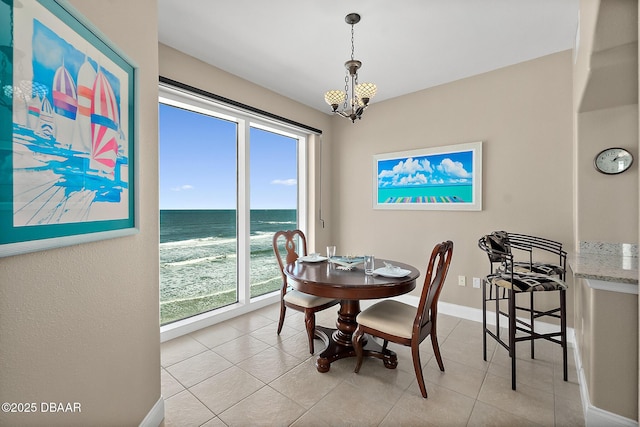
[488,272,567,292]
[511,262,564,277]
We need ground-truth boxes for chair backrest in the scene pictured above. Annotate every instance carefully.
[479,231,566,277]
[272,230,308,291]
[502,231,566,277]
[478,232,512,273]
[414,240,454,336]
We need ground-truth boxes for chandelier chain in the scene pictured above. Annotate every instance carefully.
[351,24,355,61]
[343,73,349,110]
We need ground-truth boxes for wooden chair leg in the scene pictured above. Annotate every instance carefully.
[277,302,286,335]
[431,333,445,372]
[411,343,428,398]
[352,328,365,373]
[304,310,315,354]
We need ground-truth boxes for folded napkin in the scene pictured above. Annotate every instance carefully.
[383,262,401,271]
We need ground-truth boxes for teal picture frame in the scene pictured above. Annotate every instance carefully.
[0,0,137,257]
[373,141,482,211]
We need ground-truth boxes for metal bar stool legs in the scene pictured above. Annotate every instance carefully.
[561,289,568,382]
[482,281,568,390]
[508,287,517,390]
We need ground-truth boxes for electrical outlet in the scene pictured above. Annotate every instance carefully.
[473,277,481,288]
[458,275,466,286]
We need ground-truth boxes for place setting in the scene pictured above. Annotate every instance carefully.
[372,261,412,278]
[297,245,412,278]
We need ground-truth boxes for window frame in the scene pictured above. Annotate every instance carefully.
[159,83,311,341]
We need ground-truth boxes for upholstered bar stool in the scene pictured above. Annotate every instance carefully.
[478,231,568,390]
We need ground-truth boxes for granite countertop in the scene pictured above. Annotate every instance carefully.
[568,242,638,285]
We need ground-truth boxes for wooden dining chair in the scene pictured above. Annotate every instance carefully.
[272,230,339,353]
[352,240,454,398]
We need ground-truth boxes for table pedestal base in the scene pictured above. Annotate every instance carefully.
[314,326,398,373]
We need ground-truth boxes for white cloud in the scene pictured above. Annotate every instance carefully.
[379,157,429,179]
[271,178,297,186]
[171,184,194,191]
[398,173,428,186]
[437,158,471,178]
[419,158,433,174]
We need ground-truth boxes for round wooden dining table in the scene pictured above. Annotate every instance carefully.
[284,258,420,372]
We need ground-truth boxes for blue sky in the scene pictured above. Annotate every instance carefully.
[159,103,297,209]
[377,150,474,189]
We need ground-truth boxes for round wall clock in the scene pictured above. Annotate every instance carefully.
[594,148,634,175]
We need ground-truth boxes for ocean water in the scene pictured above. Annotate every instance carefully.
[160,209,296,324]
[378,184,472,204]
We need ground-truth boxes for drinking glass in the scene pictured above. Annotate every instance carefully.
[364,255,375,275]
[326,245,336,260]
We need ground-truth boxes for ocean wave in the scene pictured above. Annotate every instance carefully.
[250,275,282,287]
[255,220,296,225]
[160,287,234,304]
[252,231,276,240]
[160,236,236,248]
[251,247,275,256]
[161,232,280,248]
[163,254,237,267]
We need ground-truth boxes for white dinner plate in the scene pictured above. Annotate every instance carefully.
[299,255,327,263]
[373,267,411,278]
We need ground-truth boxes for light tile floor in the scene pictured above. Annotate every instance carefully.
[161,303,584,427]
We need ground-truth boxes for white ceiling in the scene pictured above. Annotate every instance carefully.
[158,0,579,114]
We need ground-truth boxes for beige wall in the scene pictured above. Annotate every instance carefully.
[587,283,638,419]
[330,51,574,314]
[0,1,160,426]
[576,104,639,242]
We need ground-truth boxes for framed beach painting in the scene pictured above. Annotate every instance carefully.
[373,141,482,211]
[0,0,137,257]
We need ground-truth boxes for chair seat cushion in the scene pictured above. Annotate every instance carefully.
[488,272,567,292]
[509,262,564,276]
[284,289,335,308]
[356,300,415,339]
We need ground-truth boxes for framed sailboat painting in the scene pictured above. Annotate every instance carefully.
[0,0,137,257]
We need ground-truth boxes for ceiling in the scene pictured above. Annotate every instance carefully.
[158,0,579,114]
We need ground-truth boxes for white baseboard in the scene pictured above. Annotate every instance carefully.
[393,295,576,346]
[139,396,164,427]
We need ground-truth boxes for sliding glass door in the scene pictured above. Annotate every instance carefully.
[159,103,238,325]
[249,126,298,298]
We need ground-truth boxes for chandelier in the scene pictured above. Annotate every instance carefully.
[324,13,377,123]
